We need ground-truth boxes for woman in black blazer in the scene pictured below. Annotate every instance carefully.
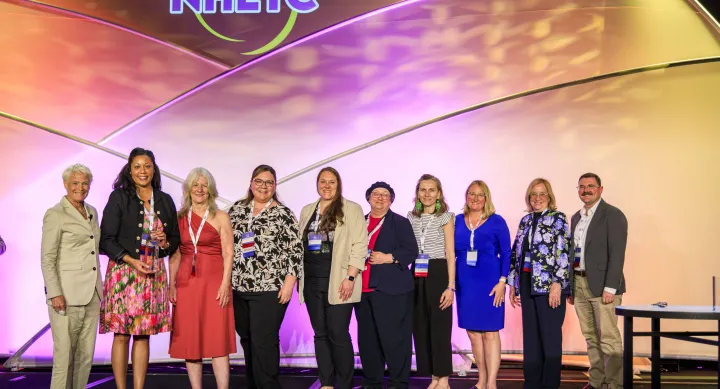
[99,147,180,389]
[355,181,419,389]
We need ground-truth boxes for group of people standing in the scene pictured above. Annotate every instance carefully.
[40,146,628,389]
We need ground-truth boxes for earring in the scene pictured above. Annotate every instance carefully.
[415,200,423,212]
[435,199,441,212]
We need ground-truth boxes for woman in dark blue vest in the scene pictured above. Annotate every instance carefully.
[355,181,418,389]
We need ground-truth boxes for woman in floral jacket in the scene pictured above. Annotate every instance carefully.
[508,177,570,389]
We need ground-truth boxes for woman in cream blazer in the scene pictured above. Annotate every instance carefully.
[298,167,368,389]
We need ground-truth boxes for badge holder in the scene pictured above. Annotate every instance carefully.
[242,231,256,258]
[522,252,532,272]
[574,247,581,269]
[415,253,429,277]
[466,250,478,267]
[308,232,322,252]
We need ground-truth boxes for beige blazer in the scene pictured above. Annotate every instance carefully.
[298,198,368,305]
[41,197,103,306]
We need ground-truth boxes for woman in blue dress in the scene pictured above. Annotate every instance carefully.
[455,180,511,389]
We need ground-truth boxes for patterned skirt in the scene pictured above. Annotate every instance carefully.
[99,258,172,335]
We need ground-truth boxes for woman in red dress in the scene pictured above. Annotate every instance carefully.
[169,167,236,389]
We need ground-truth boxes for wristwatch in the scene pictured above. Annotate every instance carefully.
[499,276,507,283]
[345,275,355,281]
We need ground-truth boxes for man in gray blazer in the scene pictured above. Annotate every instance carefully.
[41,164,103,389]
[569,172,628,389]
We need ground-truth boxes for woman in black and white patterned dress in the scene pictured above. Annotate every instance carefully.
[228,164,303,389]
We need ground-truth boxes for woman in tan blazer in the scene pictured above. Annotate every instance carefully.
[298,167,368,389]
[41,164,104,389]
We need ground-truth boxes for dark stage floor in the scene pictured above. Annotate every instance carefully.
[0,363,717,388]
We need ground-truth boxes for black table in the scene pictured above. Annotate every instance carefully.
[615,305,720,389]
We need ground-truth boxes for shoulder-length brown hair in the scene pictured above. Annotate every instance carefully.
[524,177,557,212]
[463,180,496,218]
[241,164,283,206]
[412,174,449,217]
[316,167,345,230]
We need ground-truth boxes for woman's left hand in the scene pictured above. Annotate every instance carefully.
[548,282,561,308]
[338,279,354,302]
[216,282,230,307]
[152,228,167,248]
[439,288,454,310]
[278,282,294,304]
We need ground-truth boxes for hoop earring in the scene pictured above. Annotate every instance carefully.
[435,199,441,212]
[415,200,423,212]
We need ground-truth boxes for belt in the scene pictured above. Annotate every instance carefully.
[574,270,587,277]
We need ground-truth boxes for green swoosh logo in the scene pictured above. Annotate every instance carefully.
[194,10,299,56]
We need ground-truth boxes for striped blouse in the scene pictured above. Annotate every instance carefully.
[407,211,453,259]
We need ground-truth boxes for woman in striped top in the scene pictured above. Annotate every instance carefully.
[407,174,456,389]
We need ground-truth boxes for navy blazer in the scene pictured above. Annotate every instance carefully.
[366,209,419,295]
[100,188,180,262]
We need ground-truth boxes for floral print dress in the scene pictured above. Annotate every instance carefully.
[99,206,172,335]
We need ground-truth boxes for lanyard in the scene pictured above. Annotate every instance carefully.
[418,216,434,253]
[311,202,322,232]
[247,199,273,230]
[187,208,210,255]
[468,216,482,251]
[366,216,385,239]
[138,191,155,225]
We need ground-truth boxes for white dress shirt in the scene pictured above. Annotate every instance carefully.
[574,200,616,294]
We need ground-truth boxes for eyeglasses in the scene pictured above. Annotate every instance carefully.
[253,179,275,187]
[530,192,548,199]
[371,192,391,199]
[467,192,486,198]
[577,184,599,190]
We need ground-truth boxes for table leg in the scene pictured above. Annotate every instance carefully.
[651,318,660,389]
[624,316,633,389]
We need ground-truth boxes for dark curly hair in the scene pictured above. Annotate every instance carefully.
[112,147,162,195]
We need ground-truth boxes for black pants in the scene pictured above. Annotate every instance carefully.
[303,277,355,389]
[233,291,289,389]
[520,273,566,389]
[355,291,413,389]
[413,258,453,377]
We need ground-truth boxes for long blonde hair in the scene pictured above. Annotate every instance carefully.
[463,180,496,218]
[178,167,219,218]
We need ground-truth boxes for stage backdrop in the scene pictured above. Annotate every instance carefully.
[0,0,719,368]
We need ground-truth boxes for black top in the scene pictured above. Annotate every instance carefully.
[616,305,720,320]
[303,208,334,278]
[228,201,304,292]
[100,188,180,262]
[366,209,419,295]
[522,211,543,254]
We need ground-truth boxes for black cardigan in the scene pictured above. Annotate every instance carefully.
[100,188,180,262]
[366,209,419,295]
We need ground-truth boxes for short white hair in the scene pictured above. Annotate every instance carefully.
[62,164,93,184]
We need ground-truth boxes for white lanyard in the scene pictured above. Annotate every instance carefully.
[248,199,273,230]
[366,216,385,239]
[187,208,210,256]
[468,216,481,251]
[311,202,322,232]
[139,191,155,225]
[418,216,434,253]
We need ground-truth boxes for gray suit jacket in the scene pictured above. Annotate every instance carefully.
[41,197,104,306]
[570,199,628,297]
